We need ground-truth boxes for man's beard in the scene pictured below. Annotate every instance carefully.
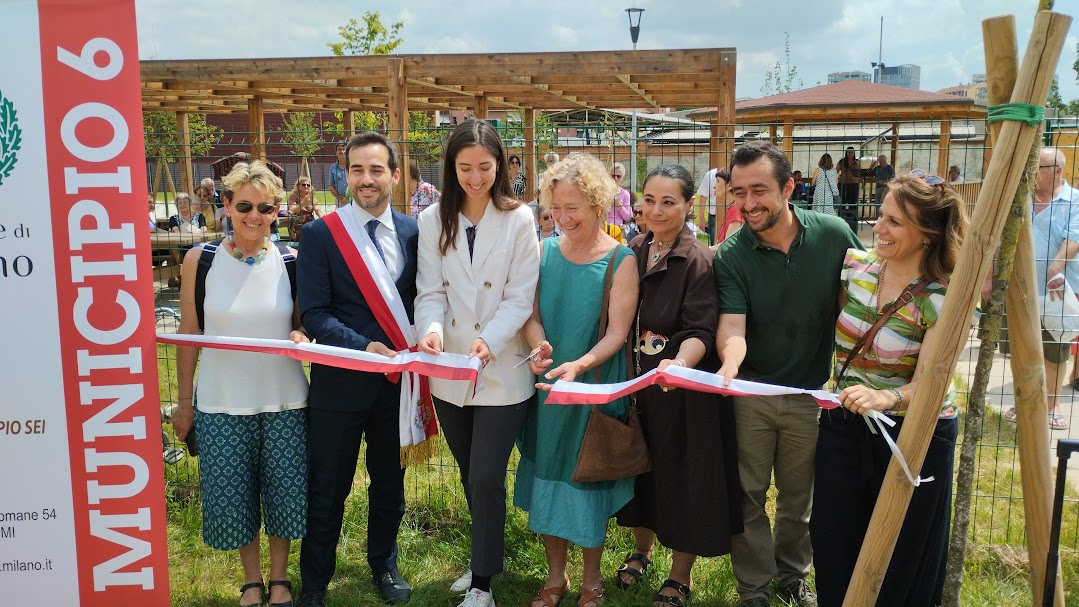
[748,205,781,233]
[352,187,389,210]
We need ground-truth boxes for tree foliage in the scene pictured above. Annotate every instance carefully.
[407,111,444,162]
[143,112,221,161]
[496,111,559,156]
[327,12,404,57]
[279,112,322,158]
[760,32,803,97]
[1047,76,1065,111]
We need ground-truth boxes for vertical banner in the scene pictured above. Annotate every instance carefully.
[0,1,169,605]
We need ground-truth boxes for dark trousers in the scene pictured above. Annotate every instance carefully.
[838,182,860,235]
[300,402,405,592]
[708,213,716,246]
[434,396,530,576]
[810,408,957,607]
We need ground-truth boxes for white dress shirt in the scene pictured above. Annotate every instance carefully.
[353,202,402,280]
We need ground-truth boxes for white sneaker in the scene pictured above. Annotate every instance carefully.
[457,588,495,607]
[450,569,473,593]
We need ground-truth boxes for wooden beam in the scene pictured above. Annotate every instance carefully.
[387,58,410,214]
[508,76,593,110]
[524,108,536,200]
[615,75,661,110]
[937,119,952,175]
[890,122,899,167]
[176,112,194,195]
[247,97,265,160]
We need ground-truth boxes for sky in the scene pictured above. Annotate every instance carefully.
[135,0,1079,103]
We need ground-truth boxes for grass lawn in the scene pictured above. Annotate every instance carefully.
[160,414,1079,606]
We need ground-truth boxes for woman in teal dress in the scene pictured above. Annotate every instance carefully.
[517,152,640,607]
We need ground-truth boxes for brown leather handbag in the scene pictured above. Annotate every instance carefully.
[571,246,652,483]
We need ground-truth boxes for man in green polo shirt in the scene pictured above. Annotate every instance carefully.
[714,140,861,607]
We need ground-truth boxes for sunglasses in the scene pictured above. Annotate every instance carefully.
[633,210,643,216]
[510,160,521,165]
[610,173,624,179]
[233,201,276,215]
[541,214,552,220]
[300,183,311,187]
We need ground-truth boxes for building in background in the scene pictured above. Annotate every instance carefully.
[877,64,921,89]
[828,71,872,84]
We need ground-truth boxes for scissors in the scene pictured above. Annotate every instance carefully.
[514,344,544,368]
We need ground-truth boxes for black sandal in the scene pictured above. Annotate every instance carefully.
[615,551,652,589]
[268,580,294,607]
[239,581,266,607]
[651,579,691,607]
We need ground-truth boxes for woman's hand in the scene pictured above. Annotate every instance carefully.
[526,340,554,376]
[838,385,898,414]
[417,332,442,355]
[289,329,310,344]
[171,404,194,441]
[469,337,491,367]
[655,358,686,392]
[537,359,585,391]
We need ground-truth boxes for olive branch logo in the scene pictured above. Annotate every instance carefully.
[0,90,22,188]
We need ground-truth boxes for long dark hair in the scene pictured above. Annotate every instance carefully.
[438,119,519,255]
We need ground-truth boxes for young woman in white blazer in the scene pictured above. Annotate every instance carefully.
[416,119,540,607]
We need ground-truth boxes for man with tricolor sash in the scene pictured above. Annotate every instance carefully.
[296,132,431,606]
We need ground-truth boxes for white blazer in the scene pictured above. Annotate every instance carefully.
[415,200,540,406]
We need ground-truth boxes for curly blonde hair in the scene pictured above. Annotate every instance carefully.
[222,161,284,203]
[539,153,618,216]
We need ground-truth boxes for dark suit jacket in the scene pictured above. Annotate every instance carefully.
[297,209,419,411]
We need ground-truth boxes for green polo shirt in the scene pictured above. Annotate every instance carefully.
[713,204,862,388]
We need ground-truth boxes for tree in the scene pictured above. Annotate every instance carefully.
[496,111,559,155]
[1046,75,1065,110]
[327,12,404,57]
[324,12,405,141]
[143,112,221,196]
[407,111,444,162]
[760,32,803,97]
[278,112,322,178]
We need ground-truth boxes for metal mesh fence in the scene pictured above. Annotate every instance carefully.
[151,115,1079,553]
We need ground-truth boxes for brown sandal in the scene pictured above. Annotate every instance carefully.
[578,585,604,607]
[531,578,569,607]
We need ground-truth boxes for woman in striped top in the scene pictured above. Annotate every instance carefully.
[810,174,967,607]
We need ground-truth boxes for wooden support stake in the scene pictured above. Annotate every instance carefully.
[388,58,409,214]
[841,11,1071,606]
[890,123,899,168]
[782,119,794,159]
[524,107,536,199]
[344,110,356,139]
[176,112,194,195]
[716,51,737,173]
[474,95,488,120]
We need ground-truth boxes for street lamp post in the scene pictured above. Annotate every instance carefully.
[626,8,644,192]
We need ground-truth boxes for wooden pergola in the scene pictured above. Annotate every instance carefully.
[141,48,736,208]
[689,80,988,176]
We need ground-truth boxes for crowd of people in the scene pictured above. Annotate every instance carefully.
[175,119,1079,607]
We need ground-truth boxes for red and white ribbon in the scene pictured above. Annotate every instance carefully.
[157,333,483,385]
[546,365,931,487]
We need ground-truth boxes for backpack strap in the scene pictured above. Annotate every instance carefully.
[194,239,223,333]
[274,242,297,303]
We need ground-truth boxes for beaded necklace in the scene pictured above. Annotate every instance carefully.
[225,236,270,265]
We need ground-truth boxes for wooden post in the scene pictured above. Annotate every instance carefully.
[782,119,794,160]
[938,118,952,176]
[248,97,265,161]
[890,122,899,168]
[388,58,410,214]
[841,11,1071,606]
[524,107,536,199]
[344,110,356,139]
[475,95,488,120]
[716,50,737,175]
[176,112,194,195]
[768,123,778,143]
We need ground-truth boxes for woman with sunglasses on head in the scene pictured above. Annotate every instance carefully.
[288,176,323,242]
[509,154,527,199]
[614,164,742,607]
[415,119,540,607]
[810,175,967,607]
[173,161,310,607]
[608,162,635,227]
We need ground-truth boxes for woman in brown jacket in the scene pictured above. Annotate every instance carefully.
[614,164,742,607]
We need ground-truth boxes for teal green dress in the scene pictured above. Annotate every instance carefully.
[513,238,635,548]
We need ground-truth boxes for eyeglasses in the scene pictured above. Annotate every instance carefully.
[1039,165,1060,169]
[233,201,276,215]
[610,173,624,179]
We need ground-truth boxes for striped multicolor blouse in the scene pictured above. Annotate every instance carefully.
[834,248,957,418]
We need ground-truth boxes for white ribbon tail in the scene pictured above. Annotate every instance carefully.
[865,409,934,487]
